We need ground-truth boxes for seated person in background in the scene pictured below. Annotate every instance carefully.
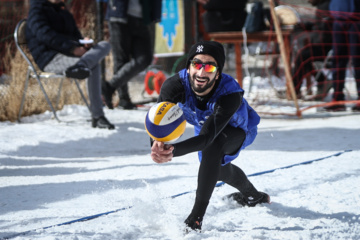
[292,0,332,100]
[26,0,115,129]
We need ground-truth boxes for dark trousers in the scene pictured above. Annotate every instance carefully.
[190,126,260,218]
[108,16,153,99]
[332,20,360,100]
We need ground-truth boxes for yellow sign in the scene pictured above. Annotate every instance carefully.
[155,0,184,57]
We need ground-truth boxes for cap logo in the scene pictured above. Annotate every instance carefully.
[196,45,204,53]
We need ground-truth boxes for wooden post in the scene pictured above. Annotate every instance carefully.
[268,0,301,117]
[234,44,243,87]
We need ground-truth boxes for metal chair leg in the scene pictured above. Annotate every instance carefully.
[18,68,31,122]
[73,79,91,113]
[56,77,65,110]
[33,73,61,122]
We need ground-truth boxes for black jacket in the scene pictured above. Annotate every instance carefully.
[26,0,83,70]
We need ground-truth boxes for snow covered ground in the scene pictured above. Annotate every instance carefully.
[0,105,359,240]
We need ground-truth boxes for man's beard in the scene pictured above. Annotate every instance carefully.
[189,73,217,94]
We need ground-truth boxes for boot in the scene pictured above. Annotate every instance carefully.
[65,63,90,79]
[225,191,270,207]
[118,95,137,110]
[101,81,115,109]
[92,116,115,130]
[184,215,202,233]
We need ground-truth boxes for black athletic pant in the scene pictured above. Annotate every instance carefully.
[332,20,360,101]
[190,125,261,219]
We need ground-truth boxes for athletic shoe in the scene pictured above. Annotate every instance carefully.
[118,98,137,110]
[65,64,90,79]
[92,116,115,130]
[184,215,202,233]
[225,191,270,207]
[101,81,115,109]
[324,103,346,112]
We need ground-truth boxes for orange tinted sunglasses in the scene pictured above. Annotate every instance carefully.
[190,60,217,73]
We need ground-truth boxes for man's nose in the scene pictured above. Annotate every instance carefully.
[197,67,207,76]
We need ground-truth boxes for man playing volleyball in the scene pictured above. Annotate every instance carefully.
[150,41,270,232]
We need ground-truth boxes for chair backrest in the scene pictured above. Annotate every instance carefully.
[14,19,27,45]
[14,18,40,72]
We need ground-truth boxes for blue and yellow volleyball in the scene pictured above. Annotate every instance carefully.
[145,102,186,143]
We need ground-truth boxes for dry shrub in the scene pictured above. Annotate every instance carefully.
[0,44,25,122]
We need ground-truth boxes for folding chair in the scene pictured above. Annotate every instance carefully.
[14,19,90,122]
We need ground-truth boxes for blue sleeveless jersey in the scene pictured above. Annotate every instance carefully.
[177,69,260,165]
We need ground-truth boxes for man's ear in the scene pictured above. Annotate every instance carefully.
[187,68,190,74]
[216,71,220,79]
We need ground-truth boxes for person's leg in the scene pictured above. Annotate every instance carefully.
[185,126,265,230]
[293,47,313,96]
[101,21,131,109]
[86,61,103,119]
[43,54,79,73]
[44,43,114,128]
[78,41,111,71]
[293,43,330,98]
[45,41,110,79]
[78,41,111,118]
[86,58,114,130]
[195,127,246,202]
[219,163,261,198]
[309,44,332,99]
[349,22,360,98]
[349,21,360,111]
[117,23,155,109]
[331,21,349,101]
[109,21,131,97]
[109,16,153,94]
[109,22,131,77]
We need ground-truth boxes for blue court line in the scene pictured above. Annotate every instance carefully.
[172,149,352,195]
[1,149,352,240]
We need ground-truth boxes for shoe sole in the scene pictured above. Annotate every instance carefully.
[92,124,115,130]
[92,120,115,130]
[324,108,346,112]
[224,192,270,207]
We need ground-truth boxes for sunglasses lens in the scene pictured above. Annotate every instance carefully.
[204,64,216,73]
[193,62,203,70]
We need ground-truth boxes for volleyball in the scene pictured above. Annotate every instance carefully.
[145,102,186,143]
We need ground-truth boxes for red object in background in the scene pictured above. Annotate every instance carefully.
[144,71,167,95]
[144,71,156,95]
[154,71,166,94]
